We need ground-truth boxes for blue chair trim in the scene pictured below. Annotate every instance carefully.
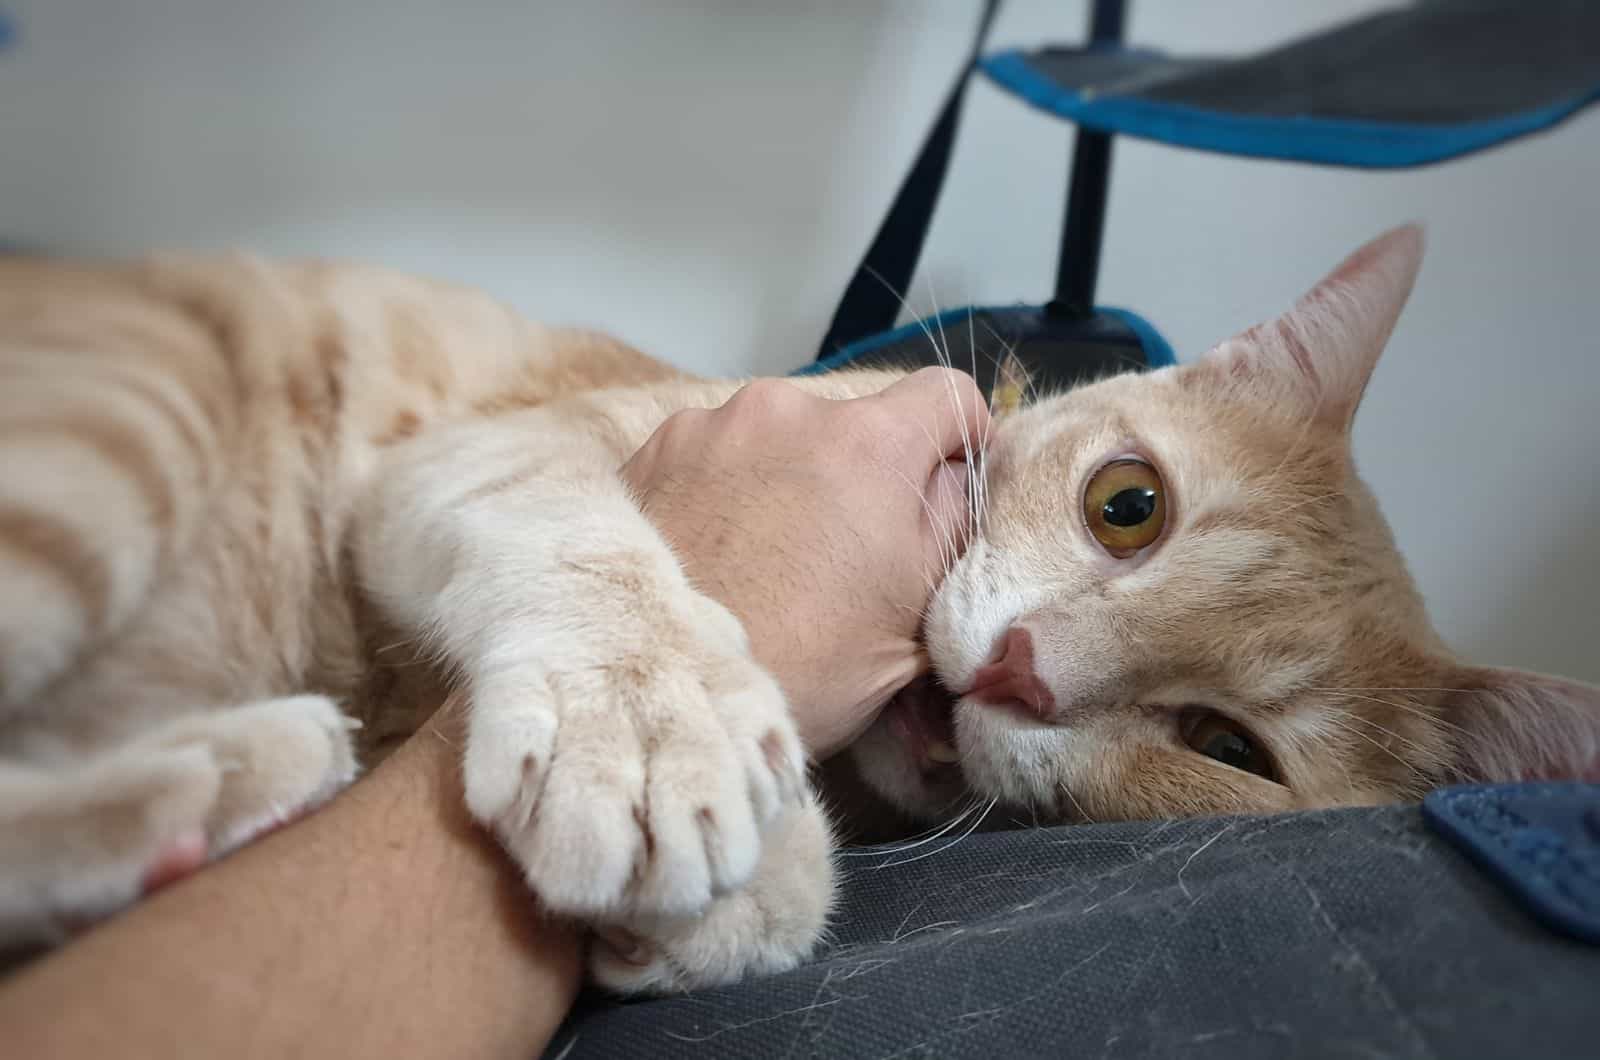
[980,49,1600,170]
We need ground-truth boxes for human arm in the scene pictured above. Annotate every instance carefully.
[0,715,581,1060]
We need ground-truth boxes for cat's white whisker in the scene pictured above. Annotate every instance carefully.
[1057,780,1097,824]
[875,456,955,589]
[1318,713,1414,772]
[977,317,1032,399]
[852,265,980,576]
[844,797,983,859]
[854,266,992,542]
[967,301,978,378]
[922,278,980,479]
[1326,705,1437,758]
[963,305,994,537]
[927,279,954,371]
[1315,685,1472,693]
[863,264,950,378]
[1312,688,1474,739]
[874,796,998,870]
[973,463,988,540]
[904,416,973,578]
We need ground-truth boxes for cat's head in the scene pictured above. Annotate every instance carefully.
[851,226,1600,824]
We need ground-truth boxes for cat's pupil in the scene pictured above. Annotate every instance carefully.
[1203,730,1256,771]
[1102,488,1157,527]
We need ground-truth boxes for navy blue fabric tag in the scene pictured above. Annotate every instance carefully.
[1423,783,1600,946]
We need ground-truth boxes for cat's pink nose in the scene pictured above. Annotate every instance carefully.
[966,627,1054,718]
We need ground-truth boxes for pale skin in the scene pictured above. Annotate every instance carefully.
[0,370,987,1059]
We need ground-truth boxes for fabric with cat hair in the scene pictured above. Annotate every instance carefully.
[551,798,1600,1057]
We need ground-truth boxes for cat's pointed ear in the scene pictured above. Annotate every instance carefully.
[1196,224,1424,430]
[990,350,1032,418]
[1439,665,1600,783]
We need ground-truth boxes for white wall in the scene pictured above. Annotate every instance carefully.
[3,0,1596,681]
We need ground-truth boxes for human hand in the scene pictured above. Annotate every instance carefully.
[620,368,988,759]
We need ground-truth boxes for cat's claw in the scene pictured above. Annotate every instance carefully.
[465,635,806,923]
[586,793,836,994]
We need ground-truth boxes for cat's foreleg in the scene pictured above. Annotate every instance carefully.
[358,414,816,929]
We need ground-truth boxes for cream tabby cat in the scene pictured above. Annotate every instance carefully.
[0,227,1595,994]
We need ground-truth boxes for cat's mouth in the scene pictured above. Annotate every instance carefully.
[884,674,961,778]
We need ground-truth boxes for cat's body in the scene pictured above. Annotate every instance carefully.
[2,229,1596,993]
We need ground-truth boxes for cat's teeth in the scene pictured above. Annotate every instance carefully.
[926,740,960,764]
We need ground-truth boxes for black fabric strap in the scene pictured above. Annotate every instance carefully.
[815,0,1002,360]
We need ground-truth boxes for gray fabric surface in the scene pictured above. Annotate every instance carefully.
[553,803,1596,1058]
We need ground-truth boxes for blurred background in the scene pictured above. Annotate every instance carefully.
[1,0,1596,681]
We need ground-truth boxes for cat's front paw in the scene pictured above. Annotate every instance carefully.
[464,633,807,922]
[586,793,835,993]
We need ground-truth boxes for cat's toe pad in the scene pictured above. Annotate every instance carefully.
[586,796,834,995]
[466,651,805,922]
[150,694,361,855]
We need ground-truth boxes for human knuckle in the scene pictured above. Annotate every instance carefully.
[728,378,809,424]
[658,407,703,431]
[651,407,707,447]
[734,377,793,404]
[909,365,957,386]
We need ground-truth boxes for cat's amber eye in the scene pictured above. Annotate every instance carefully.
[1182,711,1276,781]
[1083,459,1166,555]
